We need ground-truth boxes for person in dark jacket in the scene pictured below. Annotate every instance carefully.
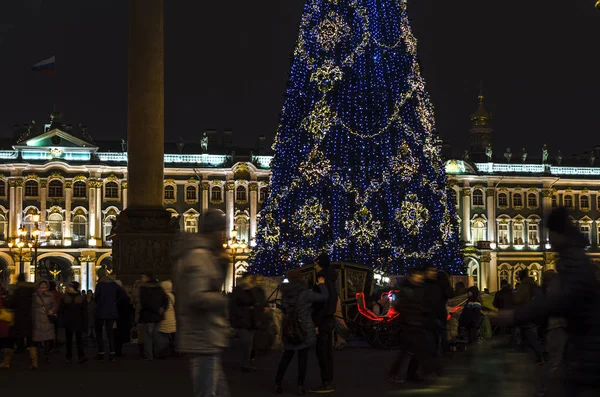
[5,274,36,369]
[94,275,124,361]
[499,207,600,396]
[514,269,544,364]
[423,266,453,356]
[231,274,261,371]
[310,253,338,394]
[139,272,169,361]
[275,269,328,395]
[48,281,62,351]
[388,268,433,383]
[59,281,88,364]
[459,286,483,344]
[114,280,133,357]
[493,280,514,310]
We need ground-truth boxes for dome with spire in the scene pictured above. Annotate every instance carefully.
[470,89,491,128]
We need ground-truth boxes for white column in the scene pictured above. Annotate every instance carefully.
[202,181,209,214]
[486,188,496,243]
[15,179,23,231]
[489,251,498,292]
[462,187,471,244]
[64,181,72,245]
[80,261,88,290]
[226,182,235,238]
[23,261,32,282]
[122,181,128,210]
[249,182,258,240]
[95,183,102,243]
[9,180,16,239]
[89,180,97,242]
[40,181,48,231]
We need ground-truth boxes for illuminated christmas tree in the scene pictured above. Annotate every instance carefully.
[251,0,462,276]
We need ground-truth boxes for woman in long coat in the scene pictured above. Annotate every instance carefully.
[274,270,328,395]
[7,274,36,369]
[32,280,56,367]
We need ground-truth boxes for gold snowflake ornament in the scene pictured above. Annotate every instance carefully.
[295,198,330,237]
[310,60,344,93]
[313,12,350,52]
[397,195,429,236]
[346,207,382,245]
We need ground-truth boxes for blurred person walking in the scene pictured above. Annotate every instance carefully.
[94,274,124,362]
[173,209,231,397]
[3,274,35,369]
[114,280,133,357]
[158,280,176,357]
[499,207,600,396]
[32,280,56,366]
[139,272,169,361]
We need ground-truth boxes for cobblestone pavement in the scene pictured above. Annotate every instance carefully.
[0,336,536,397]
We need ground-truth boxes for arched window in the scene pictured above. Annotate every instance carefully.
[471,220,486,243]
[0,180,5,197]
[580,223,591,245]
[498,193,508,207]
[73,181,87,198]
[581,196,590,210]
[564,195,573,208]
[105,182,119,199]
[48,180,63,198]
[0,214,6,240]
[25,180,39,197]
[499,269,510,285]
[527,193,538,208]
[186,186,197,201]
[259,187,268,202]
[512,193,523,208]
[235,217,249,243]
[47,213,63,240]
[529,267,542,286]
[184,217,198,233]
[211,187,222,201]
[164,185,175,200]
[236,185,247,201]
[72,215,88,245]
[104,215,116,243]
[528,222,539,245]
[472,189,484,206]
[22,214,34,238]
[498,223,509,245]
[449,189,458,206]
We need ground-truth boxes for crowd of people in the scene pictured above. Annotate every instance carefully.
[2,206,600,397]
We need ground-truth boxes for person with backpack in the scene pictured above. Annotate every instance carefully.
[139,272,169,361]
[275,269,328,395]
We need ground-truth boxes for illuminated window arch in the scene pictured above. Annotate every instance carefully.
[48,180,63,198]
[73,181,87,198]
[498,193,508,207]
[472,189,484,206]
[211,186,222,201]
[105,182,119,199]
[25,180,39,197]
[564,195,573,208]
[164,185,175,200]
[47,212,63,240]
[235,216,249,243]
[512,193,523,208]
[72,215,88,245]
[236,185,247,201]
[581,195,590,210]
[527,193,538,208]
[471,218,486,243]
[186,186,197,201]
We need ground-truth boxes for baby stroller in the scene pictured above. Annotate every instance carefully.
[447,306,469,352]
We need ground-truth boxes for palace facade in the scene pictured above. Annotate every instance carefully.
[1,98,598,292]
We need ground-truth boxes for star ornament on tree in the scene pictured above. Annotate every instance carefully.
[346,207,382,245]
[313,11,351,52]
[310,60,344,93]
[397,195,430,236]
[295,198,330,237]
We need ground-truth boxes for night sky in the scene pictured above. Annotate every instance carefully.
[0,0,598,158]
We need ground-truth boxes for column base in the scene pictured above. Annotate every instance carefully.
[112,208,180,284]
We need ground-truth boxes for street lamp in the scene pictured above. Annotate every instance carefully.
[223,227,252,289]
[9,230,31,275]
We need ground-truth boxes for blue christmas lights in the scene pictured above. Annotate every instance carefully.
[250,0,463,276]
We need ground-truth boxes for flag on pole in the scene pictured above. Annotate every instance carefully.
[31,56,56,75]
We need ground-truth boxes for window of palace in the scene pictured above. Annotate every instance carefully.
[72,215,88,245]
[25,180,39,197]
[259,187,268,202]
[184,217,198,233]
[499,269,510,284]
[527,193,538,208]
[581,195,590,211]
[164,185,175,200]
[23,214,34,238]
[498,223,509,245]
[513,222,524,245]
[552,195,557,208]
[47,213,63,240]
[186,186,197,201]
[0,214,6,240]
[0,180,5,197]
[580,224,591,245]
[528,223,539,245]
[471,220,486,243]
[472,189,484,206]
[236,185,247,201]
[48,180,63,198]
[498,193,508,207]
[564,195,573,208]
[512,193,523,208]
[104,215,116,243]
[597,195,600,210]
[211,187,222,201]
[73,181,87,198]
[235,217,249,243]
[105,182,119,199]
